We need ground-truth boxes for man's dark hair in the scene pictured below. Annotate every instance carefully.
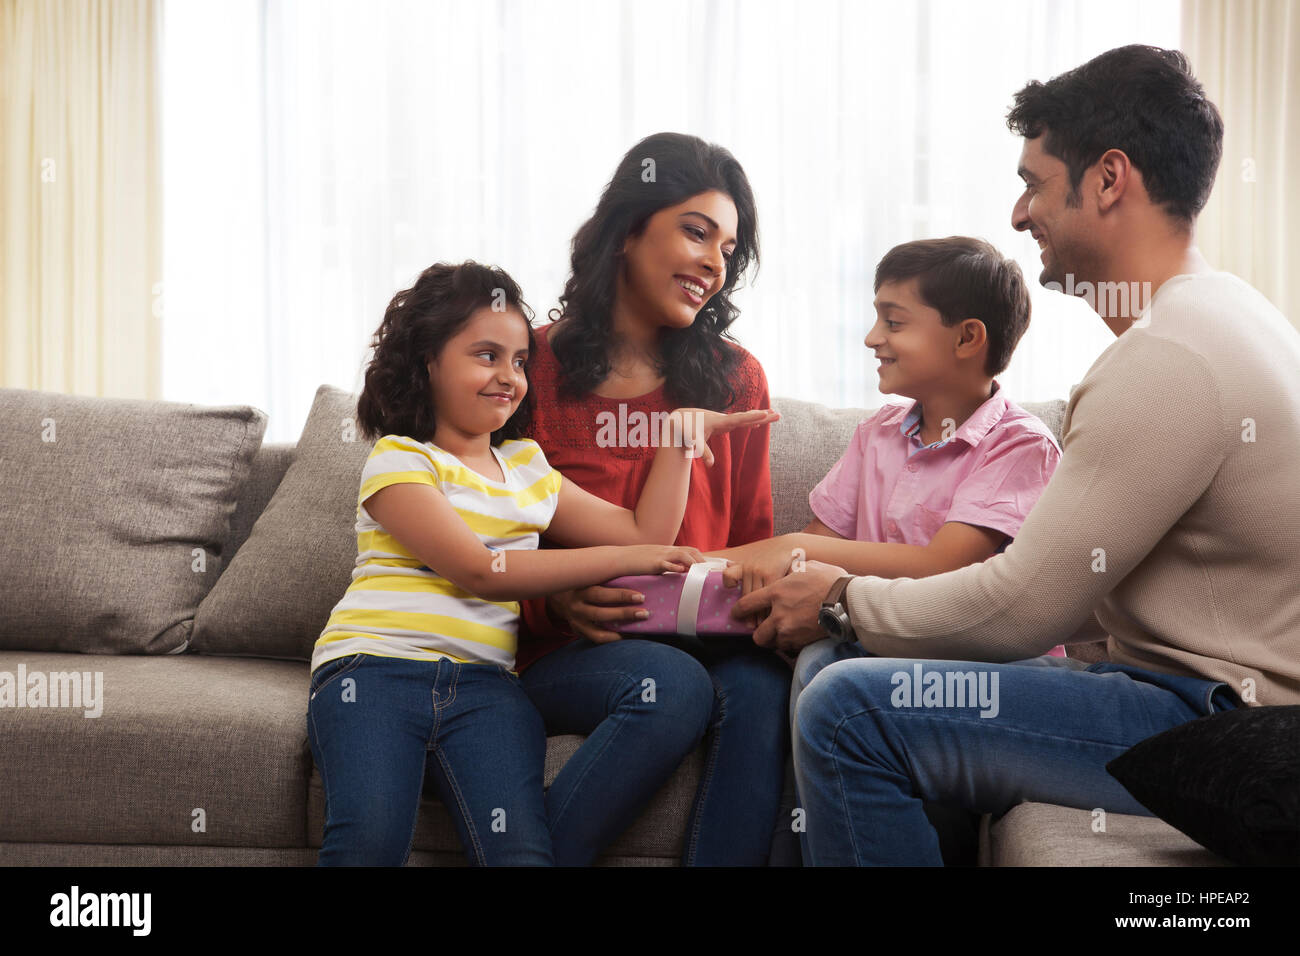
[1006,44,1223,225]
[874,237,1031,377]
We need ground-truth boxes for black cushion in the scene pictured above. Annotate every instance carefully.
[1106,706,1300,866]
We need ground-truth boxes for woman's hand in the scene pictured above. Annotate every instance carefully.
[546,586,646,644]
[663,407,780,467]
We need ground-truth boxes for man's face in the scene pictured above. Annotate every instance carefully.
[1011,135,1090,289]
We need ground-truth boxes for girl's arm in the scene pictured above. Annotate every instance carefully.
[543,407,779,547]
[363,481,704,603]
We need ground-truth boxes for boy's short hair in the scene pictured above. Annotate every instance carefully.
[1006,45,1224,226]
[874,236,1031,377]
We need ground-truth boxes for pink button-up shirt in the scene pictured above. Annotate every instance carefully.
[810,381,1066,656]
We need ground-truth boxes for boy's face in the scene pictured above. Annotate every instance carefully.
[865,278,971,398]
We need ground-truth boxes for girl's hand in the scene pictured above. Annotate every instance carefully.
[619,544,708,576]
[664,407,780,467]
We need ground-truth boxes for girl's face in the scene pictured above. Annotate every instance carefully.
[617,189,739,331]
[426,306,530,441]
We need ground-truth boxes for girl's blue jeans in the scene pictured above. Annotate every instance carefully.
[308,653,553,866]
[790,638,1241,866]
[520,636,792,866]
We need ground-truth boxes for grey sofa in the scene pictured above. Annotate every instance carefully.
[0,384,1220,865]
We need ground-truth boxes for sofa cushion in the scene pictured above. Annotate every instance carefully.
[193,386,369,660]
[983,801,1227,866]
[1106,706,1300,866]
[0,388,266,654]
[216,442,296,582]
[0,651,311,847]
[769,397,872,535]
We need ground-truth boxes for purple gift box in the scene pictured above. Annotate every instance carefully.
[606,559,754,637]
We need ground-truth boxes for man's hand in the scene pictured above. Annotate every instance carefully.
[731,560,850,654]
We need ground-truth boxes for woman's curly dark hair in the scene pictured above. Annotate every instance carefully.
[550,132,760,411]
[356,261,536,445]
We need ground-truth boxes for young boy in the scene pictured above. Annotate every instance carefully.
[722,236,1064,659]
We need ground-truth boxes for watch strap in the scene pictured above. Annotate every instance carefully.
[822,575,854,610]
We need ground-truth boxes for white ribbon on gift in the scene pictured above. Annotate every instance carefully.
[677,557,731,637]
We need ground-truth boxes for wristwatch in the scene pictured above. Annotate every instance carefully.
[818,576,856,643]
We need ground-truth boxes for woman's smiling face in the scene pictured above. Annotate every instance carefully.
[617,190,739,330]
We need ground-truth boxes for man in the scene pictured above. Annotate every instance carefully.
[732,44,1300,866]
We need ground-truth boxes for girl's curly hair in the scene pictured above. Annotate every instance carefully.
[356,261,536,445]
[549,131,760,411]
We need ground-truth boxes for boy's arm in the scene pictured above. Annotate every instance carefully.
[787,523,1006,577]
[717,523,1006,592]
[802,516,844,537]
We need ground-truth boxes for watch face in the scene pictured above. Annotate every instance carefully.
[818,607,843,641]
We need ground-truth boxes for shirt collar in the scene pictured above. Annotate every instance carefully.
[898,380,1008,449]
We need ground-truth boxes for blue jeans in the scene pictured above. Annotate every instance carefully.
[521,637,791,866]
[307,653,553,866]
[791,641,1241,866]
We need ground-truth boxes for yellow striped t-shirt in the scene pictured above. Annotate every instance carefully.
[310,434,563,674]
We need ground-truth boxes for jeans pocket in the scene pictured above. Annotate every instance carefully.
[309,654,366,699]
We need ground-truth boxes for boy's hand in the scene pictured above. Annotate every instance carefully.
[721,535,801,596]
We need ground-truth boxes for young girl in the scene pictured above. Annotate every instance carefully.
[307,260,775,866]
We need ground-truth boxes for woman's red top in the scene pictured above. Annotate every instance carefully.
[516,322,775,670]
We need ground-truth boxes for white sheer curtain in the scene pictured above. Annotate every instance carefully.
[163,0,1180,442]
[1183,0,1299,331]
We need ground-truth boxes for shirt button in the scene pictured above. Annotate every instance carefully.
[907,463,918,473]
[887,519,899,534]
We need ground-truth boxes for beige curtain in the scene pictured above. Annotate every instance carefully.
[1183,0,1300,329]
[1,0,162,398]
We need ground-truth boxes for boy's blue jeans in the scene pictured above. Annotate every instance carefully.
[790,638,1241,866]
[308,653,553,866]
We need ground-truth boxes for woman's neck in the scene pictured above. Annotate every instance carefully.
[595,296,666,397]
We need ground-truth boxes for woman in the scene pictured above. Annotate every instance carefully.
[518,132,792,866]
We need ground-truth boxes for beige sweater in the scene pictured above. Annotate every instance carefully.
[845,272,1300,706]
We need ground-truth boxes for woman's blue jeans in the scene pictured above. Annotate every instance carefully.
[520,636,792,866]
[308,653,553,866]
[790,639,1241,866]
